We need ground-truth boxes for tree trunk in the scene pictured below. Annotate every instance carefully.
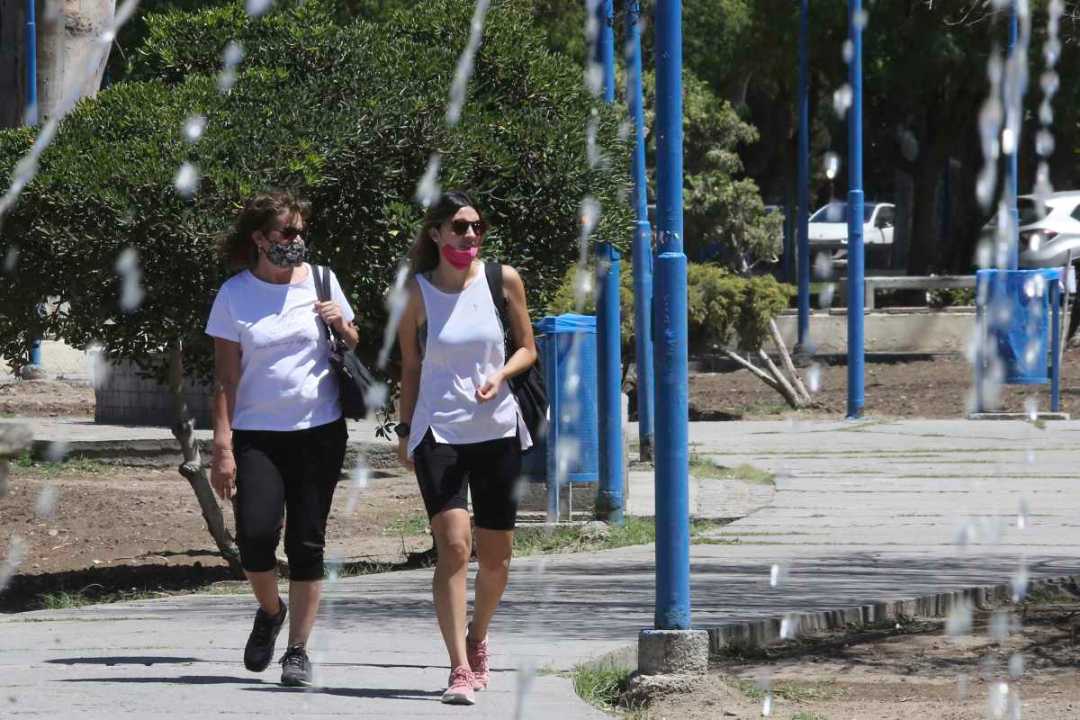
[41,1,115,120]
[167,342,243,578]
[768,319,810,404]
[723,349,805,409]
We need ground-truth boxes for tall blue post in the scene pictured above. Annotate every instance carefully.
[653,0,691,631]
[626,1,655,462]
[796,0,811,351]
[846,0,865,418]
[25,0,38,125]
[26,0,43,374]
[594,0,624,524]
[1006,1,1020,270]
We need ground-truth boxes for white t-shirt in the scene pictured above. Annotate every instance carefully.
[205,263,356,431]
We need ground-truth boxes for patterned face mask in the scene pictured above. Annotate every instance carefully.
[264,236,306,268]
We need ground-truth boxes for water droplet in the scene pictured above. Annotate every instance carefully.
[990,610,1012,642]
[824,151,841,180]
[446,0,493,126]
[1008,653,1025,679]
[0,534,27,592]
[35,485,58,520]
[832,85,853,118]
[854,8,869,29]
[115,248,145,313]
[1001,127,1017,155]
[946,601,973,636]
[988,681,1009,719]
[769,563,788,588]
[1025,448,1035,464]
[415,154,441,209]
[364,382,388,415]
[1036,129,1055,157]
[182,115,207,143]
[779,614,798,640]
[173,162,200,198]
[1024,396,1039,421]
[43,441,68,463]
[761,691,773,716]
[245,0,274,17]
[813,251,833,279]
[3,246,17,273]
[1011,563,1029,602]
[807,364,822,394]
[99,29,116,45]
[957,673,970,700]
[1017,499,1030,530]
[817,283,835,310]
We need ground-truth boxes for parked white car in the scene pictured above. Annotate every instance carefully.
[807,201,895,252]
[979,191,1080,269]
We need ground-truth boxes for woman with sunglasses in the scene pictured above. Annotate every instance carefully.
[205,191,358,687]
[396,191,537,705]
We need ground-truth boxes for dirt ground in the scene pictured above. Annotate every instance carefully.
[0,379,94,417]
[0,460,431,612]
[645,591,1080,720]
[687,352,1080,420]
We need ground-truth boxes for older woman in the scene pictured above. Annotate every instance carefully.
[206,191,358,687]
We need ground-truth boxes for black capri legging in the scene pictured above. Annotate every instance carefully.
[231,418,347,581]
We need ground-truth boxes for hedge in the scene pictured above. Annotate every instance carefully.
[0,0,633,380]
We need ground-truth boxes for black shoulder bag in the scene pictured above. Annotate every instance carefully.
[484,261,548,443]
[313,265,376,420]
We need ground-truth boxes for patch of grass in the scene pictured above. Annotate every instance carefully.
[514,517,725,557]
[730,677,843,703]
[13,456,109,476]
[384,512,430,537]
[36,587,164,610]
[689,455,775,486]
[572,660,634,713]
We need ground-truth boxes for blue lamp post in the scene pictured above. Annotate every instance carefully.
[846,1,865,419]
[26,0,43,371]
[653,0,691,630]
[626,1,655,462]
[1006,1,1020,270]
[594,0,625,524]
[796,0,811,352]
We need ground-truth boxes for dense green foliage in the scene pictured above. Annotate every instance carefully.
[0,0,632,378]
[548,260,794,359]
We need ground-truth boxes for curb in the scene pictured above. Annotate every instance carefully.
[706,573,1080,653]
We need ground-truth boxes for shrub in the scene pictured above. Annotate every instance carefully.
[547,261,794,359]
[0,0,632,380]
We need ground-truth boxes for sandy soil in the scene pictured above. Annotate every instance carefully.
[0,461,431,611]
[644,593,1080,720]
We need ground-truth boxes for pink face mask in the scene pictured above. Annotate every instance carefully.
[440,243,479,270]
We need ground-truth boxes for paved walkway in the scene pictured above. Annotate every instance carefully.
[3,418,1080,718]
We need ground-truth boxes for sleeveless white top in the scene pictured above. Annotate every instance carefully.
[407,267,533,457]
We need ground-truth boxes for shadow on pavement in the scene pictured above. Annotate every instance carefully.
[47,656,202,666]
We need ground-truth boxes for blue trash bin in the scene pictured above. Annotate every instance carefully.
[976,268,1062,384]
[526,314,598,518]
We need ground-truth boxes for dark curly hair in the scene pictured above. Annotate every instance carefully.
[218,191,310,270]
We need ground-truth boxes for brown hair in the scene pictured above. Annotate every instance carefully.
[218,191,310,270]
[408,190,485,276]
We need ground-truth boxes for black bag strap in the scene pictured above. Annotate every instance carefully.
[313,265,338,343]
[484,261,515,353]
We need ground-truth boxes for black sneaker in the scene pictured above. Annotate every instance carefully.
[243,599,287,672]
[280,644,313,687]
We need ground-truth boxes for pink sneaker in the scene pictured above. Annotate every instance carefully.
[441,665,476,705]
[466,633,490,690]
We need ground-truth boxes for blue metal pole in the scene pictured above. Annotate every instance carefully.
[1006,2,1020,270]
[25,0,38,125]
[626,1,655,462]
[1051,279,1061,412]
[594,0,624,524]
[846,0,865,419]
[653,0,691,631]
[26,0,43,375]
[796,0,811,351]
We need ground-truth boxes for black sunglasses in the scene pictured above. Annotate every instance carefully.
[449,219,488,236]
[275,225,303,241]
